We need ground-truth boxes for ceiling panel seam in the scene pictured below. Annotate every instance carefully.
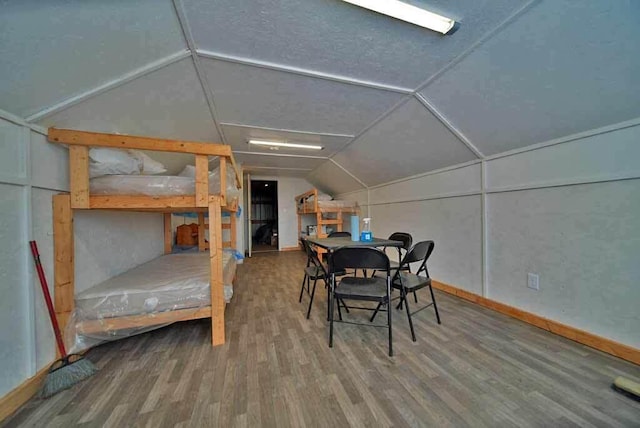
[197,50,413,95]
[368,159,482,191]
[172,0,227,144]
[413,0,540,93]
[320,1,540,177]
[484,116,640,162]
[414,93,484,158]
[24,50,191,123]
[220,122,354,139]
[246,166,312,171]
[368,190,482,207]
[0,108,47,135]
[234,151,328,160]
[329,159,368,189]
[328,96,413,160]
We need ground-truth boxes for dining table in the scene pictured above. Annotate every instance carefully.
[304,236,404,321]
[304,236,403,252]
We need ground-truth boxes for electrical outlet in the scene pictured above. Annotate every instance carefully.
[527,273,539,290]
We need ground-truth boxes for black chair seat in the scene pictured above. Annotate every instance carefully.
[304,265,324,279]
[393,272,431,291]
[336,277,388,300]
[370,240,440,343]
[305,266,346,279]
[328,247,393,356]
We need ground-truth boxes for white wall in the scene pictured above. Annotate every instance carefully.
[0,114,163,397]
[338,124,640,349]
[248,175,313,250]
[333,189,368,236]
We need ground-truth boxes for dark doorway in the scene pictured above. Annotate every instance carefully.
[251,180,278,252]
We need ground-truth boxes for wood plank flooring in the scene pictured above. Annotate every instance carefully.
[4,251,640,427]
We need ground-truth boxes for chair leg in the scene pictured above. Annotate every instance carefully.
[413,289,418,303]
[306,277,318,319]
[329,286,335,348]
[402,288,416,342]
[428,285,441,324]
[340,299,350,313]
[387,301,393,357]
[327,285,330,321]
[336,296,343,321]
[369,302,382,322]
[299,273,308,302]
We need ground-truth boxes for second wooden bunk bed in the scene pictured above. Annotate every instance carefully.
[295,188,360,255]
[49,128,242,346]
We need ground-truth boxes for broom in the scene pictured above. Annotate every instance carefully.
[29,241,97,398]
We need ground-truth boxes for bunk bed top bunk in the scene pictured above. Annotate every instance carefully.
[49,128,242,348]
[48,128,242,212]
[295,188,359,214]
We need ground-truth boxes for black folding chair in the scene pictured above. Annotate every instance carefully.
[299,239,347,319]
[328,231,351,238]
[329,247,393,356]
[373,232,412,278]
[371,240,440,342]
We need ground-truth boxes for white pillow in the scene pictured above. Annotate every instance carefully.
[178,164,196,178]
[316,192,333,201]
[89,148,142,178]
[129,150,167,175]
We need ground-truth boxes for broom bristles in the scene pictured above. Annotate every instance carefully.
[40,357,98,398]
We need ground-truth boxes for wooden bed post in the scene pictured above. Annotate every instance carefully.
[53,194,74,334]
[197,212,207,252]
[195,155,209,208]
[219,157,227,206]
[69,146,89,209]
[209,196,225,345]
[229,212,237,250]
[163,213,172,254]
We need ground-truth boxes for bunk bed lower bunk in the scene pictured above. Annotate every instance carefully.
[68,251,237,350]
[49,128,243,348]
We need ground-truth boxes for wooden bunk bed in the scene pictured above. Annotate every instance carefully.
[295,188,360,254]
[49,128,242,346]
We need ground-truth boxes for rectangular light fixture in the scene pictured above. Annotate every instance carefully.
[341,0,458,35]
[248,140,323,150]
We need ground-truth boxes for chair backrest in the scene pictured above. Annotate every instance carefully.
[328,231,351,238]
[388,232,412,251]
[330,247,390,273]
[398,240,435,277]
[302,239,327,274]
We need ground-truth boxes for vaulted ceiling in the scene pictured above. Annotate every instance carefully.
[2,1,639,194]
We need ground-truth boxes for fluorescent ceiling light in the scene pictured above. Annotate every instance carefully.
[248,140,323,150]
[341,0,458,35]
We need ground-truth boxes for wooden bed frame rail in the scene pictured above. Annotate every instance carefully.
[49,128,242,347]
[49,128,242,210]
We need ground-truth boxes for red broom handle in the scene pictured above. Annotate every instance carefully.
[29,241,68,358]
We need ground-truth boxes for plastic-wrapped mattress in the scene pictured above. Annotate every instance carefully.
[89,168,241,198]
[317,200,358,209]
[76,252,235,320]
[67,251,236,351]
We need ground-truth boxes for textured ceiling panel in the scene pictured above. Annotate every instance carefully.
[221,124,352,157]
[332,98,477,186]
[39,59,220,147]
[244,167,310,178]
[234,153,324,171]
[0,0,185,118]
[421,0,640,156]
[184,0,529,89]
[201,59,404,135]
[307,161,364,195]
